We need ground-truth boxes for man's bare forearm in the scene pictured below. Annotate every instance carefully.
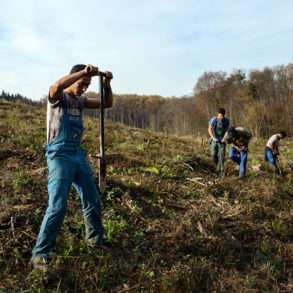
[84,85,113,109]
[208,126,214,138]
[49,70,88,101]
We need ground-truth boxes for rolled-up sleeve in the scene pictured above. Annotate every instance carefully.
[48,93,63,108]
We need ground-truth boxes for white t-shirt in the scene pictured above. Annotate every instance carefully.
[266,134,281,150]
[46,93,86,144]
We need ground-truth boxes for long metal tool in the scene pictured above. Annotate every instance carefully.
[275,155,283,176]
[98,71,106,192]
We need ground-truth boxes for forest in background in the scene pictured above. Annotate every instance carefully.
[87,63,293,138]
[1,63,293,138]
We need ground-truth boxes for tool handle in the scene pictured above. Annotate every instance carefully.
[99,74,106,192]
[97,71,107,77]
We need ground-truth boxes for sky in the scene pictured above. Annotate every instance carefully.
[0,0,292,100]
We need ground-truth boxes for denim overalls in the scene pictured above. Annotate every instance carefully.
[32,96,104,259]
[208,117,230,174]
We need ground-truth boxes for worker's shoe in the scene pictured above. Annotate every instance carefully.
[31,256,48,272]
[87,239,112,252]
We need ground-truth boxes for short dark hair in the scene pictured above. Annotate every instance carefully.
[280,131,287,138]
[70,64,86,74]
[218,108,226,116]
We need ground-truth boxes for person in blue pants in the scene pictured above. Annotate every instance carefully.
[226,127,252,178]
[31,64,113,271]
[264,131,287,174]
[229,144,248,177]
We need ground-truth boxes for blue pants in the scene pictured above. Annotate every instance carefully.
[229,146,248,177]
[264,147,276,166]
[32,150,104,259]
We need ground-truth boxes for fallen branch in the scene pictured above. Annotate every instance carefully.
[186,177,206,186]
[197,220,208,237]
[115,284,141,293]
[164,200,187,210]
[183,162,194,171]
[10,216,15,239]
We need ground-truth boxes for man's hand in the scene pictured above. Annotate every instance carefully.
[236,146,246,152]
[84,64,99,76]
[84,69,113,109]
[213,137,223,143]
[103,71,113,85]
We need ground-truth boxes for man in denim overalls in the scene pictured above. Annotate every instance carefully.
[208,108,230,175]
[31,64,113,270]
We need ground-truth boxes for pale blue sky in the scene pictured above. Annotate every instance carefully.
[0,0,292,100]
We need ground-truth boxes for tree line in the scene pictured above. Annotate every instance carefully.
[101,63,293,138]
[0,90,41,106]
[2,63,292,138]
[194,64,293,137]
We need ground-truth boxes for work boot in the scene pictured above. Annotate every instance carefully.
[87,239,112,252]
[31,256,48,272]
[238,175,246,180]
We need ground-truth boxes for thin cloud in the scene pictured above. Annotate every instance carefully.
[0,0,292,99]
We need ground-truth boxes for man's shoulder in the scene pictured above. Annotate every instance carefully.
[236,127,252,137]
[47,92,64,108]
[209,117,217,125]
[269,134,279,140]
[235,126,245,132]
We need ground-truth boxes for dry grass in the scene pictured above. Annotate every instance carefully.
[0,100,292,292]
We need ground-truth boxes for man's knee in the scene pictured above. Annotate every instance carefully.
[47,181,70,216]
[48,171,72,192]
[241,152,248,162]
[83,204,101,218]
[46,203,67,216]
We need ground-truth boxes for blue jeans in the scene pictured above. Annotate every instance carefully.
[32,150,104,259]
[264,147,276,167]
[229,146,248,177]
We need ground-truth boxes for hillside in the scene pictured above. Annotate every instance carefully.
[0,100,292,292]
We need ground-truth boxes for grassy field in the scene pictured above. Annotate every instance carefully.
[0,100,292,292]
